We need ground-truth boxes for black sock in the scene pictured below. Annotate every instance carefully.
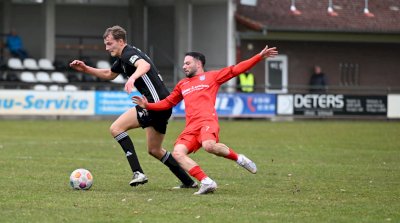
[161,151,194,186]
[114,132,144,174]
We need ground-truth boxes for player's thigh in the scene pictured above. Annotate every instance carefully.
[110,108,140,135]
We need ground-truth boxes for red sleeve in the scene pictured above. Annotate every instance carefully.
[147,99,174,111]
[231,54,262,75]
[216,54,262,84]
[146,83,183,111]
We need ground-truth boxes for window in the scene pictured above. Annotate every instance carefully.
[265,55,288,93]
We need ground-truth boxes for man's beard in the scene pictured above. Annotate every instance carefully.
[185,70,196,78]
[186,72,195,78]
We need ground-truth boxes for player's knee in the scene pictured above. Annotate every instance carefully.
[172,150,184,162]
[109,123,127,137]
[203,142,216,154]
[109,124,117,136]
[147,149,155,156]
[147,147,159,157]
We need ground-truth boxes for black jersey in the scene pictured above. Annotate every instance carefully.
[111,45,170,103]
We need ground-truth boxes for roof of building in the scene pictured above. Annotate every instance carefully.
[236,0,400,34]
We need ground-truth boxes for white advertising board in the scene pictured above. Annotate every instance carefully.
[388,94,400,118]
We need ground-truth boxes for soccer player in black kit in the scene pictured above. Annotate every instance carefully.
[70,25,196,189]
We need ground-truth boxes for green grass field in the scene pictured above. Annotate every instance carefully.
[0,119,399,223]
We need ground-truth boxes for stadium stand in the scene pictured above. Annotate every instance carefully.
[49,84,61,91]
[38,58,55,70]
[50,71,68,83]
[53,59,69,71]
[33,84,47,91]
[64,84,78,91]
[0,55,125,91]
[81,73,97,82]
[23,58,40,70]
[19,71,36,83]
[66,72,81,82]
[4,71,18,82]
[7,58,24,70]
[36,71,52,83]
[96,60,111,69]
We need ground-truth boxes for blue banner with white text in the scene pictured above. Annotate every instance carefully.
[0,90,276,117]
[95,91,140,115]
[172,93,276,118]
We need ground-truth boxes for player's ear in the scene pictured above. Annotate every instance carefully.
[196,60,202,69]
[117,38,125,45]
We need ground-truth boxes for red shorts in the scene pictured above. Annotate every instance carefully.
[175,123,220,154]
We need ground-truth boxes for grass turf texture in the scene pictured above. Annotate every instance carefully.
[0,120,399,223]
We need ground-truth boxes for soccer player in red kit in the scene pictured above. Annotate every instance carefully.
[133,45,278,194]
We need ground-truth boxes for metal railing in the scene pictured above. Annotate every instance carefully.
[218,84,400,95]
[2,80,396,95]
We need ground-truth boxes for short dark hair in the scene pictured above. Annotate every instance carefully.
[185,52,206,67]
[103,25,126,42]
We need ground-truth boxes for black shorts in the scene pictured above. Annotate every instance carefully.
[135,105,172,134]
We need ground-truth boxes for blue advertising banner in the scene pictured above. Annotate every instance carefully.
[95,91,140,115]
[2,90,393,118]
[0,90,276,117]
[172,93,276,118]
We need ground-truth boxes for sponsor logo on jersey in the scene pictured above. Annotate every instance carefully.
[199,75,205,81]
[129,55,139,64]
[181,84,209,96]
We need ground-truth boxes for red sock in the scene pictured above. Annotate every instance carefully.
[224,148,239,161]
[188,165,207,181]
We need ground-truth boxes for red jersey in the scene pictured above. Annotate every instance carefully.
[146,54,262,133]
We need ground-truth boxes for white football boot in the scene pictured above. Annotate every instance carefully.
[237,154,257,174]
[129,171,148,187]
[193,180,217,195]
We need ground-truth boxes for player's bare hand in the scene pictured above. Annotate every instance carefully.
[259,45,278,59]
[132,95,148,108]
[125,77,136,94]
[69,60,86,72]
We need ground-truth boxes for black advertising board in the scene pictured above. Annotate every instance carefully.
[293,94,387,116]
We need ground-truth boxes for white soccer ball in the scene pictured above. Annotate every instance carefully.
[69,168,93,190]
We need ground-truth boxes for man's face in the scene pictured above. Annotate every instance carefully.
[104,34,124,57]
[182,56,199,78]
[314,66,322,74]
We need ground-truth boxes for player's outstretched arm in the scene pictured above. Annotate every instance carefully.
[132,95,176,111]
[231,45,278,75]
[259,45,278,59]
[69,60,87,72]
[69,60,117,80]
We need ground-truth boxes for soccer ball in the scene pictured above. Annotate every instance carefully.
[69,168,93,190]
